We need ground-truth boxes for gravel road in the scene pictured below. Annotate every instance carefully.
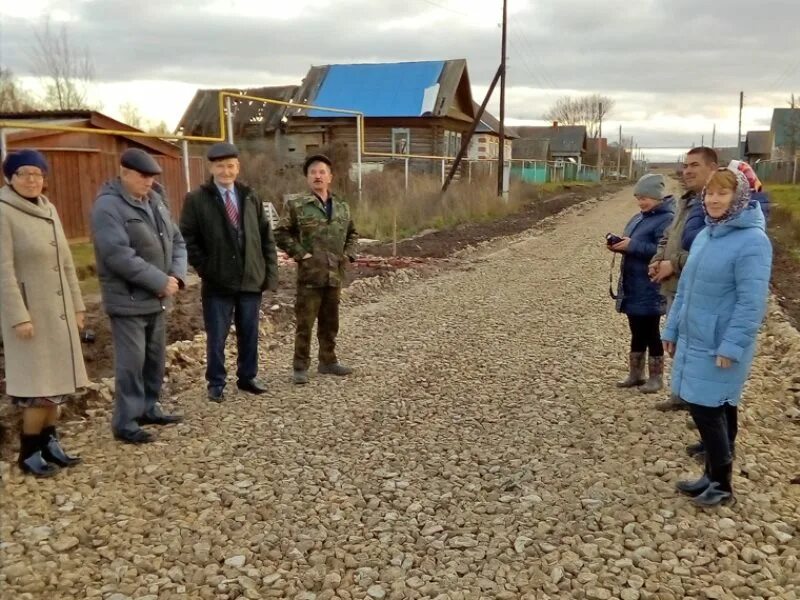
[2,185,798,600]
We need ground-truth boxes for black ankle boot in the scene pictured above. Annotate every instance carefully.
[41,426,82,467]
[17,433,59,477]
[693,462,734,507]
[677,459,711,496]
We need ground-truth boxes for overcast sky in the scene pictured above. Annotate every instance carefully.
[1,0,798,160]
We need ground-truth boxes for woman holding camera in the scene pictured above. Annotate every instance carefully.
[609,174,674,393]
[0,150,88,477]
[664,167,771,507]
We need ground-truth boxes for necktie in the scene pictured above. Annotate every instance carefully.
[224,190,239,228]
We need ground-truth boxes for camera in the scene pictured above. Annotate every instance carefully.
[606,233,623,246]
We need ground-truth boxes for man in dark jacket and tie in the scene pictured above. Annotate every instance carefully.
[91,148,188,444]
[180,143,278,402]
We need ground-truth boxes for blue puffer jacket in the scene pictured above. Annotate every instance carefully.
[682,191,770,251]
[663,201,772,407]
[615,198,675,316]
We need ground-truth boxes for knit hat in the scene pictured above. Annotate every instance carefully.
[702,167,752,225]
[2,149,49,181]
[633,173,665,200]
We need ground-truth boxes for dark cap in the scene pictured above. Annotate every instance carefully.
[207,142,239,161]
[303,154,333,175]
[2,149,49,180]
[120,148,162,175]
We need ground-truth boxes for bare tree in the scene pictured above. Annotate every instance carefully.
[29,18,94,110]
[147,120,172,136]
[0,68,40,111]
[543,94,615,138]
[119,102,144,129]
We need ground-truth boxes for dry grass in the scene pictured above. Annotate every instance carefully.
[234,150,600,242]
[769,185,800,261]
[350,171,524,240]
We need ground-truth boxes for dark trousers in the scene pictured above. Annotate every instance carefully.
[110,312,166,435]
[627,314,663,356]
[202,292,262,391]
[689,402,738,481]
[294,285,341,371]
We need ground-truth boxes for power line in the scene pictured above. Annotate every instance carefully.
[513,26,559,90]
[413,0,470,17]
[507,33,550,90]
[766,56,800,93]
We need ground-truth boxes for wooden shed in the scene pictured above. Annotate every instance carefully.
[0,110,206,240]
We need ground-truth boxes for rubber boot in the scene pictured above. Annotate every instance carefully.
[693,462,734,507]
[41,426,82,467]
[639,356,664,394]
[676,458,711,496]
[616,352,646,388]
[17,433,59,477]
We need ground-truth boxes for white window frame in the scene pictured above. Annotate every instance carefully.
[392,128,411,156]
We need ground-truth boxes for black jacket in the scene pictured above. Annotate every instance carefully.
[180,179,278,295]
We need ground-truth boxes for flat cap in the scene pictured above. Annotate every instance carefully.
[207,142,239,161]
[120,148,162,175]
[303,153,332,175]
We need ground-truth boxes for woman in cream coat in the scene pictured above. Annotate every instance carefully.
[0,150,88,477]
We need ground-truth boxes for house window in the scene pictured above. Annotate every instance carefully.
[392,128,411,156]
[442,131,462,157]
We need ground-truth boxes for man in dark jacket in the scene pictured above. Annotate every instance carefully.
[91,149,188,444]
[180,143,278,402]
[682,159,770,251]
[648,146,717,412]
[275,154,358,385]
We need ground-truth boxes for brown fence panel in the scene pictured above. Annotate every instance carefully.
[38,150,95,239]
[31,150,208,240]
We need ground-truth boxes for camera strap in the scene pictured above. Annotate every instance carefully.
[608,253,619,300]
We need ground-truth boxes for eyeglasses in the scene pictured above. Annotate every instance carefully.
[14,171,45,181]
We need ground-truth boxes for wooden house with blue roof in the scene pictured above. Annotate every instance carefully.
[280,59,481,166]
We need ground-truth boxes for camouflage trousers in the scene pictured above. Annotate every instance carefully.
[293,285,341,371]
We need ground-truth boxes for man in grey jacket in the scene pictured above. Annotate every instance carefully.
[91,149,188,444]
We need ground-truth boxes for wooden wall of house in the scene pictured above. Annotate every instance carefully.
[285,117,475,160]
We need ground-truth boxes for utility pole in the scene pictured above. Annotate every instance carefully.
[737,91,744,159]
[497,0,508,198]
[442,66,502,191]
[711,123,716,149]
[791,94,797,168]
[598,102,604,177]
[616,124,622,180]
[701,134,705,146]
[628,137,634,178]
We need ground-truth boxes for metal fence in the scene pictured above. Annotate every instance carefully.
[754,158,799,185]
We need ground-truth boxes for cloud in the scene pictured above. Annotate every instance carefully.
[1,0,797,148]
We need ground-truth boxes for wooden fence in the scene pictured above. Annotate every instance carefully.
[36,149,206,240]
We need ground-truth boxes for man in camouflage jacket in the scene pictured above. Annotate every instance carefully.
[275,154,358,384]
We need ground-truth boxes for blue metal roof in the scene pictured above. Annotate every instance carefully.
[307,61,445,117]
